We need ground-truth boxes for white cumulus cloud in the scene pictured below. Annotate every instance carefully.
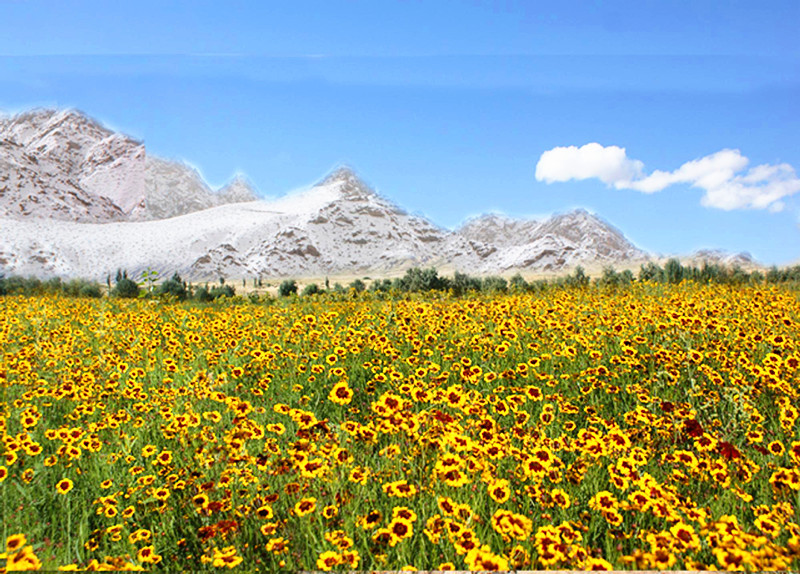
[535,143,800,212]
[535,143,643,186]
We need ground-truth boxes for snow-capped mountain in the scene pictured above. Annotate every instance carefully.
[0,108,258,222]
[684,249,757,268]
[458,209,646,271]
[0,109,134,222]
[0,163,648,280]
[0,107,664,280]
[142,157,258,220]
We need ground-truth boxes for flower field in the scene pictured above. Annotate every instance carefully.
[1,282,800,571]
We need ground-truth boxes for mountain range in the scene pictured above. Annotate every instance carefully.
[0,108,753,281]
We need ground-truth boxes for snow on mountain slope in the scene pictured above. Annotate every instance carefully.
[0,167,483,280]
[142,156,219,220]
[458,208,646,271]
[0,108,258,222]
[0,109,132,222]
[684,249,757,268]
[218,174,260,203]
[0,161,654,279]
[0,110,144,222]
[457,213,541,247]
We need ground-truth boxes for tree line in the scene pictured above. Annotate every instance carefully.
[1,259,799,300]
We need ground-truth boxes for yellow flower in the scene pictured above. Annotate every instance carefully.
[137,545,162,564]
[55,478,74,495]
[294,497,317,516]
[387,518,414,546]
[583,557,614,570]
[329,381,354,405]
[6,534,27,553]
[211,546,243,569]
[487,479,511,503]
[317,550,342,571]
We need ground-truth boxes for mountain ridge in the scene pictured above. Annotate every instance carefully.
[0,107,259,222]
[0,107,759,280]
[0,164,649,280]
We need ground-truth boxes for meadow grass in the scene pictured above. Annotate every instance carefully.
[1,282,799,571]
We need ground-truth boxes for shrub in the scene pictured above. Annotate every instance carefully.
[63,279,103,298]
[451,272,482,296]
[79,283,103,298]
[112,270,140,298]
[369,279,393,293]
[509,274,528,292]
[349,279,366,293]
[278,280,298,297]
[664,258,684,284]
[193,286,214,302]
[398,267,448,292]
[639,262,665,283]
[597,266,632,288]
[157,273,188,301]
[482,275,508,293]
[302,283,321,296]
[210,285,235,299]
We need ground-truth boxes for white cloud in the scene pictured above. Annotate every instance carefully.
[535,143,800,211]
[535,143,643,186]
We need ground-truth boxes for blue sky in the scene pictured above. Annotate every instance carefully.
[1,0,799,264]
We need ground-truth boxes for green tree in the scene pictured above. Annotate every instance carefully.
[113,270,140,298]
[451,272,482,296]
[278,279,298,297]
[664,258,684,284]
[482,275,508,293]
[509,273,528,292]
[157,273,188,301]
[210,285,235,299]
[639,262,664,283]
[348,279,366,293]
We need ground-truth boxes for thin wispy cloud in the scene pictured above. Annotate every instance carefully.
[536,143,800,212]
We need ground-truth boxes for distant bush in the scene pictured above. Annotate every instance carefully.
[481,275,508,293]
[3,259,800,303]
[509,274,528,292]
[451,271,482,296]
[210,285,236,299]
[596,266,634,288]
[192,284,235,302]
[664,258,684,284]
[369,279,393,293]
[112,269,140,298]
[349,279,366,293]
[157,273,188,301]
[193,286,214,302]
[0,274,103,298]
[639,262,665,283]
[278,280,298,297]
[63,278,103,298]
[399,268,447,292]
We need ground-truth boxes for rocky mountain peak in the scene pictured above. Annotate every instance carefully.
[218,174,259,202]
[319,166,380,202]
[320,165,359,185]
[0,107,261,222]
[6,108,116,149]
